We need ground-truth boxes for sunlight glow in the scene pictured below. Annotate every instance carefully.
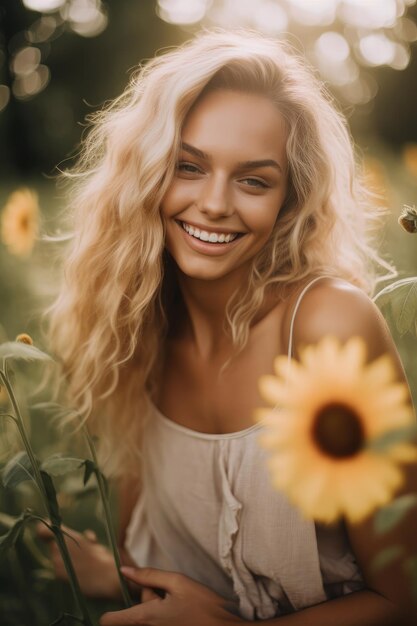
[157,0,211,25]
[288,0,337,26]
[61,0,108,37]
[27,16,57,43]
[252,1,288,34]
[12,47,41,77]
[12,65,50,99]
[359,33,397,66]
[315,32,350,63]
[339,0,398,29]
[23,0,66,11]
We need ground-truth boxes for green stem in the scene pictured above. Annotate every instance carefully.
[52,527,94,625]
[0,370,94,626]
[0,371,45,499]
[83,427,132,607]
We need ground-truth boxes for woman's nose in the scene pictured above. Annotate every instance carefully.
[197,174,233,217]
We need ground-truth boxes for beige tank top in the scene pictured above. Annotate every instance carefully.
[124,276,365,620]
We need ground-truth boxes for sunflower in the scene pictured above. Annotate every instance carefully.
[1,188,39,257]
[254,336,417,524]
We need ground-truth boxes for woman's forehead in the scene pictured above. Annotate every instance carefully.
[181,89,288,165]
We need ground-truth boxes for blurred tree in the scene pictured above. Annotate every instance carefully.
[0,0,416,177]
[0,0,184,177]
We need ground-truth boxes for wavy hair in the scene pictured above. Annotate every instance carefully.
[43,28,393,477]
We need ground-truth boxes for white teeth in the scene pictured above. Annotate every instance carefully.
[181,221,239,244]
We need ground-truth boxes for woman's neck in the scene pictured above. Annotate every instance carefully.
[172,266,282,362]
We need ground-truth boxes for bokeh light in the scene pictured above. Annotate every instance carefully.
[1,0,108,110]
[12,46,42,77]
[26,16,58,44]
[23,0,66,11]
[156,0,417,105]
[358,33,397,66]
[61,0,108,37]
[287,0,337,26]
[157,0,212,25]
[12,65,50,100]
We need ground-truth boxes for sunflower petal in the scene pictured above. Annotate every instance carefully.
[258,375,288,405]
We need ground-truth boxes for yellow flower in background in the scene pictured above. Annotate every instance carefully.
[255,336,416,524]
[403,143,417,178]
[1,188,39,257]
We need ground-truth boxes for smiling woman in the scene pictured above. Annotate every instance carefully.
[39,28,416,626]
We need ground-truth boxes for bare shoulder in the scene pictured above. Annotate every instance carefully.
[286,277,404,374]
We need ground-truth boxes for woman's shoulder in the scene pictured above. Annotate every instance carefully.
[282,276,394,363]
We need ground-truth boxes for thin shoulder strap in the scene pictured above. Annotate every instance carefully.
[287,275,331,362]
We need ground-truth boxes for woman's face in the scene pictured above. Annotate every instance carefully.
[161,88,289,282]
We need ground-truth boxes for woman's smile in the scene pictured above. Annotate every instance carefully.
[174,219,247,256]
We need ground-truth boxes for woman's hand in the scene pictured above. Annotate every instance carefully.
[37,522,121,600]
[99,566,245,625]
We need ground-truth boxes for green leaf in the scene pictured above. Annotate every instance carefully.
[375,494,417,534]
[81,459,109,496]
[370,545,404,574]
[0,341,54,363]
[41,455,85,477]
[375,279,417,336]
[40,470,62,527]
[368,425,417,453]
[373,277,417,306]
[1,451,35,488]
[395,280,417,334]
[82,460,97,486]
[0,509,34,554]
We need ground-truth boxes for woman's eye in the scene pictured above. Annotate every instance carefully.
[177,162,201,174]
[240,177,269,189]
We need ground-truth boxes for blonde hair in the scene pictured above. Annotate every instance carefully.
[43,28,393,477]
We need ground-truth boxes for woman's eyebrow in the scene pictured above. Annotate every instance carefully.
[181,142,283,173]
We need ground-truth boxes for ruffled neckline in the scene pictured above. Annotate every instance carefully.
[151,401,265,441]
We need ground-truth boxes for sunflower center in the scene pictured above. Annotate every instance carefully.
[312,402,364,459]
[20,216,29,231]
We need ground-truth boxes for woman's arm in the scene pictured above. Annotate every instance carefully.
[258,589,403,625]
[274,278,417,625]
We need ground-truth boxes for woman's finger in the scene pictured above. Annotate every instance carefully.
[120,566,182,594]
[100,599,161,626]
[83,529,98,542]
[141,586,160,602]
[36,521,54,541]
